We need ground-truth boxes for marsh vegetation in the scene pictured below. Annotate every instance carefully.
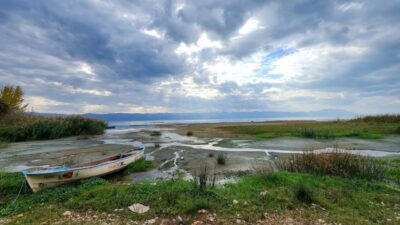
[0,85,106,143]
[1,153,399,224]
[217,114,400,140]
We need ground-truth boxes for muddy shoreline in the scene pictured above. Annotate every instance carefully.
[1,122,399,184]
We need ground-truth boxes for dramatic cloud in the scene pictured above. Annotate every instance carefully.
[0,0,399,114]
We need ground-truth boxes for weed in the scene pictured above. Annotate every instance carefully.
[125,159,157,173]
[193,164,216,191]
[276,150,385,180]
[216,153,227,165]
[294,184,315,205]
[150,130,162,136]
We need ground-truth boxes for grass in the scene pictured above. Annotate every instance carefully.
[219,114,400,139]
[0,116,106,142]
[276,151,386,180]
[124,159,157,173]
[0,141,7,149]
[1,168,399,224]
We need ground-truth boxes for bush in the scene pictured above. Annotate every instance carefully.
[150,130,162,136]
[276,150,385,180]
[395,126,400,134]
[216,153,227,165]
[186,131,193,136]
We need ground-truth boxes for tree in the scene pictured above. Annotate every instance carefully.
[0,99,9,117]
[0,85,28,113]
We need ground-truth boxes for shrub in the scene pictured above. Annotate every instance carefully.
[276,150,385,180]
[298,128,317,138]
[216,153,227,165]
[193,164,216,191]
[150,130,162,136]
[186,131,193,136]
[208,153,214,157]
[395,126,400,134]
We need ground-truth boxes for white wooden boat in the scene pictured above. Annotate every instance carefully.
[22,145,145,192]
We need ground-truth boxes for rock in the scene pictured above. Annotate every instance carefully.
[260,190,268,196]
[62,211,72,217]
[233,199,239,204]
[128,203,150,214]
[145,218,157,224]
[236,219,241,224]
[198,209,208,214]
[16,214,23,218]
[177,216,183,221]
[191,221,203,225]
[208,216,215,222]
[244,201,248,205]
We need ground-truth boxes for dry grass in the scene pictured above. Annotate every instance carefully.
[276,149,386,180]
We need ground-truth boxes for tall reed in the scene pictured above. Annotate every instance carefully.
[276,149,385,180]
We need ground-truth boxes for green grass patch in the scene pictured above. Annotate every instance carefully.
[124,159,157,173]
[219,114,400,140]
[1,171,399,224]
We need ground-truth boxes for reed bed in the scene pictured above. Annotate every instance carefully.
[0,116,106,142]
[276,150,386,180]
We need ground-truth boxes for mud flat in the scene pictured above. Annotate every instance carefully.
[1,123,399,183]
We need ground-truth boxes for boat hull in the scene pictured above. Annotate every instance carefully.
[24,150,144,192]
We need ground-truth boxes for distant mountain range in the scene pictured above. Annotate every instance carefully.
[37,109,355,122]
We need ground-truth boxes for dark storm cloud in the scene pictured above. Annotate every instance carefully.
[0,0,399,113]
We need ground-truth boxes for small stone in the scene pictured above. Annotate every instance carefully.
[16,214,23,218]
[145,218,157,224]
[260,190,268,196]
[128,203,150,214]
[233,199,239,204]
[208,216,215,222]
[236,219,241,224]
[198,209,208,214]
[177,216,183,221]
[63,211,72,217]
[244,201,248,205]
[191,221,203,225]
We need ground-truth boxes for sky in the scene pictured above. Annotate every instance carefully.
[0,0,399,114]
